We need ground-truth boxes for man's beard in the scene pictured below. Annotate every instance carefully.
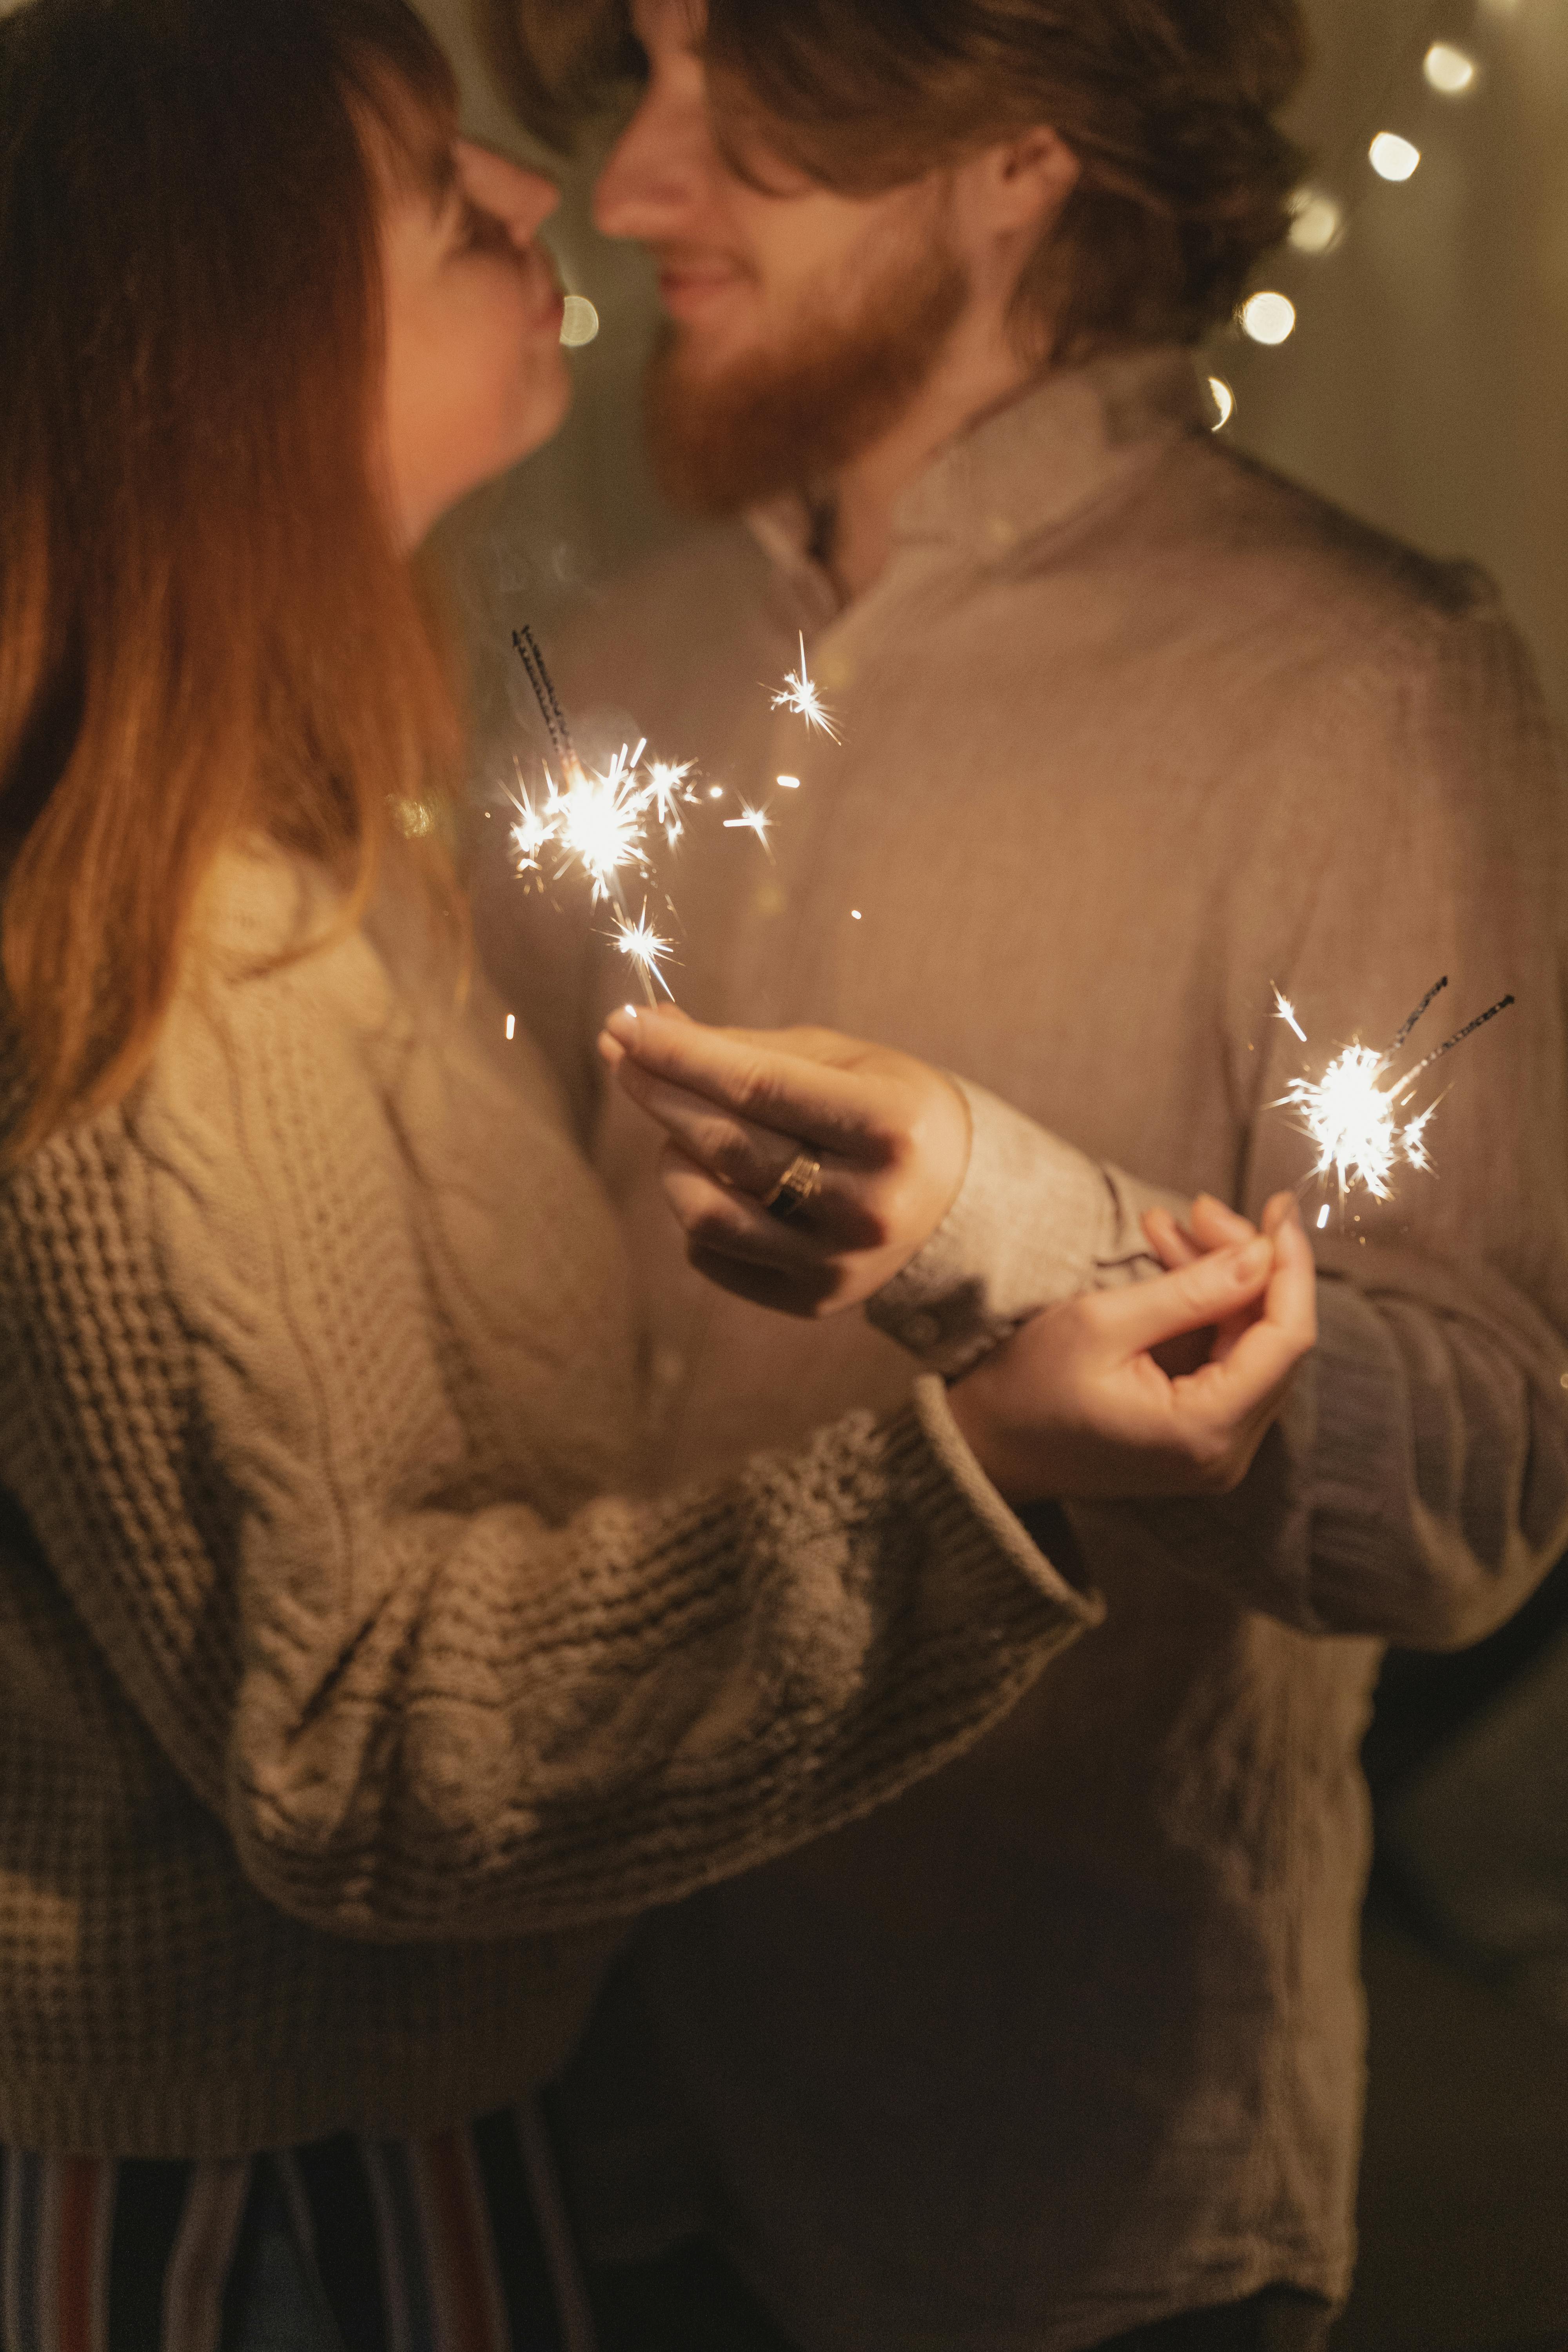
[644,222,969,517]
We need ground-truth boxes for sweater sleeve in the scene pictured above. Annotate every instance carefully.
[872,595,1568,1650]
[0,954,1097,1945]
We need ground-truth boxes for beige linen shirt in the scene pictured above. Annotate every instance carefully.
[499,349,1568,2352]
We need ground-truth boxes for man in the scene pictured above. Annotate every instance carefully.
[483,0,1568,2345]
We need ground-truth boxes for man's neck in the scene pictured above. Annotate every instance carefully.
[824,318,1039,603]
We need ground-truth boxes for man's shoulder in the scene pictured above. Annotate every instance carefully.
[1148,436,1499,660]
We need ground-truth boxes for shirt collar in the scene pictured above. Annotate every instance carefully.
[747,345,1207,613]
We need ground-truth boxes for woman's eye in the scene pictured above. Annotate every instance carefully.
[458,200,508,254]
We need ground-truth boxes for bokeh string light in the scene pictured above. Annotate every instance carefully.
[1206,0,1497,430]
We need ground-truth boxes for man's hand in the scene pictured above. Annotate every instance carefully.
[946,1194,1316,1504]
[598,1004,972,1315]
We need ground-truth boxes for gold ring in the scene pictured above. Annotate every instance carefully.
[761,1149,822,1222]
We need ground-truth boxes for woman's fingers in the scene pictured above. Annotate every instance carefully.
[601,1005,898,1162]
[1187,1192,1258,1250]
[615,1052,811,1201]
[1142,1205,1201,1270]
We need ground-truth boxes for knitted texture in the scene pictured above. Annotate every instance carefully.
[0,848,1096,2158]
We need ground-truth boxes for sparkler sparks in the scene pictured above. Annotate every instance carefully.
[722,802,773,853]
[1274,976,1515,1213]
[611,902,677,999]
[771,633,840,741]
[1272,987,1307,1043]
[507,620,827,1006]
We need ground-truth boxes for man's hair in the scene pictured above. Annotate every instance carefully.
[0,0,466,1158]
[494,0,1307,359]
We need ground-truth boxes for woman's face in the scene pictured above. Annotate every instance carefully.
[380,138,568,546]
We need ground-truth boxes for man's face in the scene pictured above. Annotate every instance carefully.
[593,0,969,510]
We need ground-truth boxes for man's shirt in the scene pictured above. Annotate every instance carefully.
[495,347,1568,2352]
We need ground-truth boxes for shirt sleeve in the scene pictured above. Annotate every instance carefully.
[875,592,1568,1650]
[0,951,1098,1947]
[866,1077,1183,1376]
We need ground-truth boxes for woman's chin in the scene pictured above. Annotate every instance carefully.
[506,356,573,469]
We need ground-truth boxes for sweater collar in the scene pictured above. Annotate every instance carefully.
[748,344,1207,615]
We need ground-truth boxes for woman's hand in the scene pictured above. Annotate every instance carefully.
[946,1194,1316,1504]
[598,1004,971,1316]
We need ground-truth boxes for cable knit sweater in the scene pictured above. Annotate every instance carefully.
[0,845,1095,2160]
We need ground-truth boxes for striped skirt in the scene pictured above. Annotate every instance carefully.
[0,2103,596,2352]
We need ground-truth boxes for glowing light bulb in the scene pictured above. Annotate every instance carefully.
[559,296,601,348]
[1240,291,1296,346]
[1369,132,1421,182]
[1207,375,1235,430]
[1424,41,1476,93]
[1288,190,1344,255]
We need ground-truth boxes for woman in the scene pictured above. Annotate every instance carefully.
[0,1,1311,2343]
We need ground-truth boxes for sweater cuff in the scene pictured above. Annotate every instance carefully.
[867,1080,1176,1376]
[909,1374,1104,1629]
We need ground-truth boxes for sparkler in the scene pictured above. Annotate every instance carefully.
[1274,975,1515,1215]
[507,622,826,1004]
[771,633,840,741]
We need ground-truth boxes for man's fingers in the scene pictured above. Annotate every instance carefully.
[1091,1238,1274,1357]
[1166,1206,1316,1445]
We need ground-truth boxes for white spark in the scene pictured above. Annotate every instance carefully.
[771,633,840,741]
[611,902,676,999]
[509,776,555,871]
[1280,1042,1408,1202]
[723,802,773,853]
[644,758,694,827]
[1273,987,1308,1043]
[550,749,651,905]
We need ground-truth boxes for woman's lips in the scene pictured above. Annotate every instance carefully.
[522,246,567,332]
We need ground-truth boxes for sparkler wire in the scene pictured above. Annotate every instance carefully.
[1388,973,1449,1054]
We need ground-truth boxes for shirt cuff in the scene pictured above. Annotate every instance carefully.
[867,1080,1180,1376]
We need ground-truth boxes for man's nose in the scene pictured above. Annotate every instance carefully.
[592,86,713,240]
[456,142,560,243]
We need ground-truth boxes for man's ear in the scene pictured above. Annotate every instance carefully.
[953,124,1080,254]
[991,124,1081,234]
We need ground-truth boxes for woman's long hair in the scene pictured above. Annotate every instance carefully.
[0,0,467,1158]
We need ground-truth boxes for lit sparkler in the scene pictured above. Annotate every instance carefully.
[1274,975,1515,1215]
[507,622,824,1006]
[771,632,840,741]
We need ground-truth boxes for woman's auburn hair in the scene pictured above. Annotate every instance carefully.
[489,0,1307,357]
[0,0,467,1161]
